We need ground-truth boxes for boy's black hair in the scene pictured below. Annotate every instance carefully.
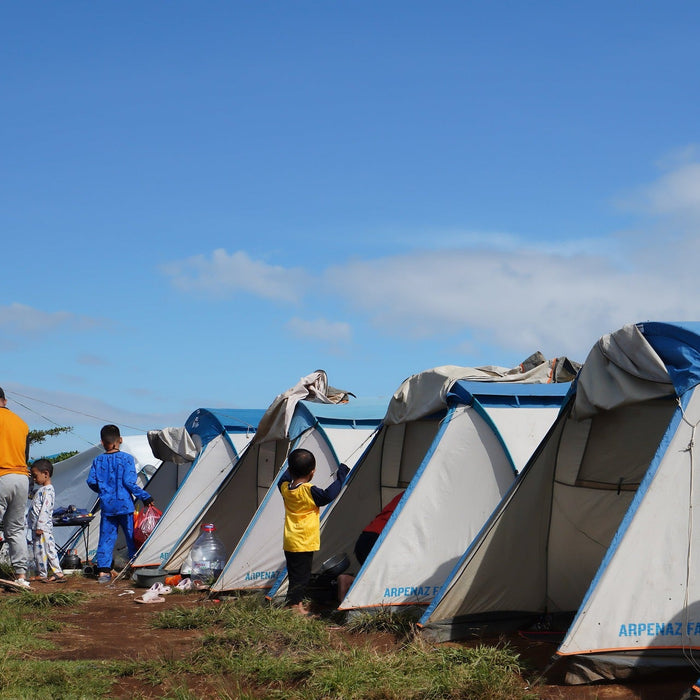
[100,424,121,444]
[32,458,53,477]
[288,448,316,479]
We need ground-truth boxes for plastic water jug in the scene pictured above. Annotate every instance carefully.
[189,523,226,585]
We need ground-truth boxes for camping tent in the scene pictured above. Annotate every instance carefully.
[51,434,161,555]
[131,408,265,570]
[419,322,700,684]
[267,358,575,609]
[163,372,385,585]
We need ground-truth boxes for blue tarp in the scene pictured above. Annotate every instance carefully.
[639,321,700,396]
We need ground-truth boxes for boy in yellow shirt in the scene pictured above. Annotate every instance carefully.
[278,448,348,614]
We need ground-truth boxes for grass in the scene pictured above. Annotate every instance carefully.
[345,606,419,639]
[0,589,537,699]
[146,595,535,699]
[7,589,88,609]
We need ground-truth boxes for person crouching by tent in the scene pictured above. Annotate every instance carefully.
[337,491,404,601]
[87,424,154,583]
[278,449,349,615]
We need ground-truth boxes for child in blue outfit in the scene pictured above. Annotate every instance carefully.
[87,424,153,583]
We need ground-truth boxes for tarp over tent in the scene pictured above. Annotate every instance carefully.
[163,372,384,586]
[131,408,265,569]
[267,355,576,608]
[419,322,700,684]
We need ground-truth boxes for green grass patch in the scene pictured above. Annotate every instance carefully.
[144,596,534,699]
[6,590,88,609]
[0,658,116,699]
[0,588,536,699]
[345,607,419,639]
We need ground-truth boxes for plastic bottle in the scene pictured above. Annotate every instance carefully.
[180,550,193,578]
[189,523,226,585]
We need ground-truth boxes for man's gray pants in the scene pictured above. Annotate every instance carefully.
[0,473,30,575]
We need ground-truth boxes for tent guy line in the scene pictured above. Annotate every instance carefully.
[8,390,150,436]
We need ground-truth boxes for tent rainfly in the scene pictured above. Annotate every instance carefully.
[267,355,577,609]
[419,322,700,684]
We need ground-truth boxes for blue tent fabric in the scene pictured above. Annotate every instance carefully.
[185,408,266,450]
[288,398,387,441]
[639,322,700,396]
[447,381,571,409]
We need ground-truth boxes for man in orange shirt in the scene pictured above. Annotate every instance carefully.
[0,386,31,588]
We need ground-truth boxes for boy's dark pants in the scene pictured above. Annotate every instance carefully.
[284,550,314,605]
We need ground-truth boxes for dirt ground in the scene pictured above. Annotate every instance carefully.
[11,574,698,700]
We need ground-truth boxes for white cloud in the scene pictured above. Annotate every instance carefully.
[285,317,352,345]
[0,303,95,335]
[323,237,700,361]
[162,249,308,303]
[640,163,700,217]
[158,154,700,366]
[618,149,700,226]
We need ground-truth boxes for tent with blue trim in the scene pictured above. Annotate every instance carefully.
[131,408,265,570]
[162,372,385,586]
[419,322,700,684]
[266,356,576,609]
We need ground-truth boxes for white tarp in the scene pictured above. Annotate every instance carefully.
[385,356,577,425]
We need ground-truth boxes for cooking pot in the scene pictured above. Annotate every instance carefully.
[61,551,81,570]
[132,567,172,588]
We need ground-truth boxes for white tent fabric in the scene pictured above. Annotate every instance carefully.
[157,374,382,587]
[268,356,574,608]
[131,409,264,570]
[338,405,518,611]
[132,429,251,569]
[147,427,198,463]
[252,370,354,444]
[210,423,370,592]
[418,322,700,684]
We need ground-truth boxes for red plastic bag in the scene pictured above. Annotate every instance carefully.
[133,504,162,548]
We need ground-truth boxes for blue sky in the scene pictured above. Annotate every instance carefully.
[3,2,700,456]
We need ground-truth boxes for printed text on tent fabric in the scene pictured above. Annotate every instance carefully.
[383,585,442,600]
[619,622,700,638]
